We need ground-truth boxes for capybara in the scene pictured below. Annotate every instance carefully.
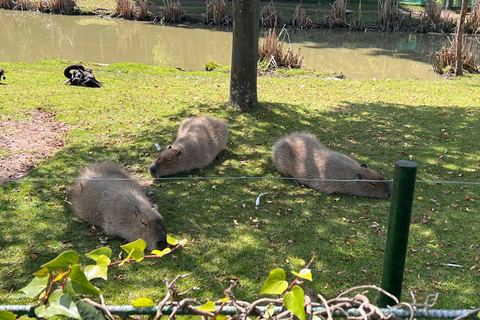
[149,116,229,177]
[70,162,168,250]
[272,132,391,199]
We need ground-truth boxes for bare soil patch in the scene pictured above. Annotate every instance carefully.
[0,111,71,184]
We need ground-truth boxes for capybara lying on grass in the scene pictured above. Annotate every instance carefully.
[70,162,168,250]
[149,116,229,177]
[273,132,391,199]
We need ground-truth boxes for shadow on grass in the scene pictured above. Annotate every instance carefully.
[1,99,478,303]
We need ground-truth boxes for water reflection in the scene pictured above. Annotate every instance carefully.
[2,9,479,79]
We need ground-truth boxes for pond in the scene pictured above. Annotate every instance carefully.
[1,9,478,79]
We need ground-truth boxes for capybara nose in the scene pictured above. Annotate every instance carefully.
[149,166,157,177]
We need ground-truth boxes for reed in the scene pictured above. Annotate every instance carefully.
[204,0,230,25]
[0,0,14,9]
[116,0,137,19]
[292,4,311,29]
[14,0,34,9]
[137,0,149,20]
[161,0,185,22]
[261,0,281,28]
[466,2,480,33]
[327,0,347,28]
[51,0,76,13]
[431,36,479,74]
[258,27,303,69]
[377,0,399,31]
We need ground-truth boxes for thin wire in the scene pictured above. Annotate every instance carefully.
[1,176,479,185]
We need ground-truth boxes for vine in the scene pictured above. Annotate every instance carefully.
[1,245,453,320]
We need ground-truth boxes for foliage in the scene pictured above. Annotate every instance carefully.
[292,4,311,29]
[0,60,480,309]
[115,0,136,19]
[9,238,184,319]
[160,0,186,23]
[258,28,303,70]
[326,0,348,28]
[261,0,282,28]
[466,2,480,33]
[203,0,231,25]
[431,36,480,75]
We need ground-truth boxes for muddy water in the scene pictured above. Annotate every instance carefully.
[2,9,476,79]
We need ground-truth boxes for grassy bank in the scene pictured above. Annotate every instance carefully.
[0,59,479,310]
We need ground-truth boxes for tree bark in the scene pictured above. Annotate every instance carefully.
[228,0,259,112]
[455,0,470,76]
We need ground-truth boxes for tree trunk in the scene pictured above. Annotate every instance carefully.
[455,0,470,76]
[228,0,259,112]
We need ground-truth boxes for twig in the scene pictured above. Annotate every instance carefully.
[82,296,115,320]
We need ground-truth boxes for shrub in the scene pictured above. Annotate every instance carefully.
[160,0,185,23]
[203,0,231,25]
[466,2,480,33]
[258,27,303,70]
[326,0,347,28]
[116,0,137,19]
[261,0,282,28]
[292,4,311,29]
[431,36,480,75]
[0,0,14,9]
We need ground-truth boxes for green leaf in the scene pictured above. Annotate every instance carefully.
[120,239,146,264]
[132,297,155,307]
[0,310,16,320]
[69,265,102,295]
[76,301,107,320]
[287,257,306,266]
[291,269,312,281]
[14,275,49,299]
[84,255,111,281]
[198,300,215,312]
[263,304,275,319]
[217,315,228,320]
[35,290,81,319]
[260,268,288,295]
[33,267,49,277]
[151,248,171,257]
[284,285,306,320]
[41,251,79,272]
[167,235,187,246]
[86,247,112,261]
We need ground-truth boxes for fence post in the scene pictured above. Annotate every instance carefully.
[378,160,418,307]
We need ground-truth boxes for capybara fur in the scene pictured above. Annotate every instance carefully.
[70,162,168,250]
[272,132,391,199]
[149,116,229,177]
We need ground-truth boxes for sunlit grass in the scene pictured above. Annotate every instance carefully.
[0,60,479,310]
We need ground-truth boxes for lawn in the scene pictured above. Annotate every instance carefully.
[0,59,479,312]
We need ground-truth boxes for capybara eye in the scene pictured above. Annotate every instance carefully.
[141,219,148,226]
[368,182,377,187]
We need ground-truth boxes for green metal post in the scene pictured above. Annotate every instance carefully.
[378,160,418,307]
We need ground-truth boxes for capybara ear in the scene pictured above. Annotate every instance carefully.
[361,163,368,168]
[167,145,172,149]
[356,172,365,179]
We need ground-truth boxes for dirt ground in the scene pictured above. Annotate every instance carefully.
[0,111,71,184]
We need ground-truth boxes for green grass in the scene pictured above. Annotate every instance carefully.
[0,59,479,311]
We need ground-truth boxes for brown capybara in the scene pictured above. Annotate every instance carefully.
[149,116,229,177]
[272,132,391,199]
[70,162,168,250]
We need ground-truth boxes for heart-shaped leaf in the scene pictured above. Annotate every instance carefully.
[132,297,155,307]
[120,239,146,264]
[13,275,49,299]
[76,301,107,320]
[284,285,306,320]
[0,310,16,320]
[198,300,215,312]
[84,255,111,280]
[260,268,288,295]
[41,251,79,272]
[35,290,81,319]
[151,248,171,257]
[291,269,312,281]
[69,265,102,295]
[86,247,112,262]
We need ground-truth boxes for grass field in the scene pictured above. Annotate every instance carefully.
[0,59,479,312]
